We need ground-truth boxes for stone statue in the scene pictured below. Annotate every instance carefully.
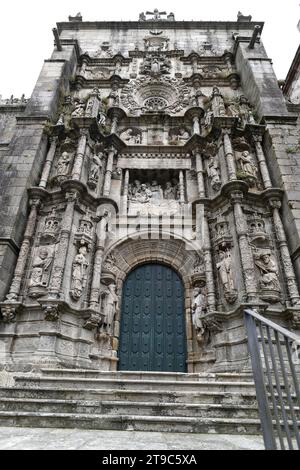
[71,100,85,117]
[211,86,226,117]
[29,248,53,289]
[192,287,207,342]
[104,283,118,334]
[207,157,221,192]
[70,245,89,300]
[237,151,257,178]
[151,180,163,201]
[132,184,152,203]
[56,151,72,178]
[254,250,280,293]
[108,84,120,108]
[88,152,104,189]
[146,9,167,21]
[164,182,176,200]
[217,250,235,292]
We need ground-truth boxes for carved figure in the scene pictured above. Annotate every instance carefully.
[238,151,257,178]
[217,250,235,292]
[104,283,118,334]
[192,287,207,337]
[207,157,221,191]
[29,248,53,288]
[56,151,71,177]
[71,100,85,117]
[164,182,176,200]
[254,251,280,293]
[88,152,104,189]
[70,245,89,300]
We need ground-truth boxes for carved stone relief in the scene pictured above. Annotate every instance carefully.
[140,54,171,77]
[253,248,281,303]
[92,42,113,59]
[28,246,54,298]
[87,152,104,190]
[168,127,190,145]
[120,128,142,145]
[207,157,221,192]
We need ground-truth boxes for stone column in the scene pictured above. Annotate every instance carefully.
[231,191,257,302]
[39,137,58,189]
[103,147,117,197]
[72,129,88,181]
[179,170,185,203]
[89,212,111,311]
[271,200,300,306]
[48,191,77,299]
[203,214,217,312]
[193,149,206,198]
[5,199,41,301]
[223,130,237,181]
[253,135,272,190]
[122,169,130,215]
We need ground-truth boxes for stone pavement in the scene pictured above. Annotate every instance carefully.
[0,427,264,450]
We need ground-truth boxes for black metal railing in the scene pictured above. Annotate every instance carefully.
[244,308,300,450]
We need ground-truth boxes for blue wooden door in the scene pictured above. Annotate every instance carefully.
[118,264,187,372]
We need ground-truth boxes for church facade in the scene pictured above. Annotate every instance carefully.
[0,10,300,374]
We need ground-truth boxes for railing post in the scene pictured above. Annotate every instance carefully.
[244,309,277,450]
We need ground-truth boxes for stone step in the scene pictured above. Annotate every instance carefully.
[0,411,263,435]
[0,398,261,419]
[14,376,256,394]
[0,387,257,405]
[40,369,255,383]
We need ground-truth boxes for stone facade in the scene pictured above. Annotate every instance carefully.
[0,11,300,373]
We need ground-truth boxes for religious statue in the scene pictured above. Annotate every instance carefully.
[70,245,89,300]
[104,283,118,335]
[217,250,235,293]
[237,151,258,179]
[192,286,207,342]
[131,184,153,204]
[164,182,176,200]
[146,9,167,21]
[88,152,104,189]
[254,250,280,293]
[108,84,120,108]
[211,86,226,117]
[29,248,53,289]
[71,100,85,117]
[56,151,72,179]
[151,180,164,201]
[207,157,221,192]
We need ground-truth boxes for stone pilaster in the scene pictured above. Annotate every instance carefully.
[203,214,217,312]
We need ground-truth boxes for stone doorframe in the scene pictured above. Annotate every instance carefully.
[101,234,201,373]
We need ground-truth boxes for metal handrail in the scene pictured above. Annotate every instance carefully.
[244,308,300,450]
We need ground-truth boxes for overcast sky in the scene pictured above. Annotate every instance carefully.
[0,0,299,99]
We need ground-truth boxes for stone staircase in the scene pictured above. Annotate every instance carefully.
[0,369,263,435]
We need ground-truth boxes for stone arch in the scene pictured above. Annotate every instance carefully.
[101,235,202,372]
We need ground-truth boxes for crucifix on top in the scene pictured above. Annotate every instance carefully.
[139,9,175,21]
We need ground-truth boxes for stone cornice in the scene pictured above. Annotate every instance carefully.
[57,20,265,34]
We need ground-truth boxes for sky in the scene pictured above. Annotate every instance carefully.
[0,0,299,99]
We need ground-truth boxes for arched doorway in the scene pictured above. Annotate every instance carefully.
[118,263,187,372]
